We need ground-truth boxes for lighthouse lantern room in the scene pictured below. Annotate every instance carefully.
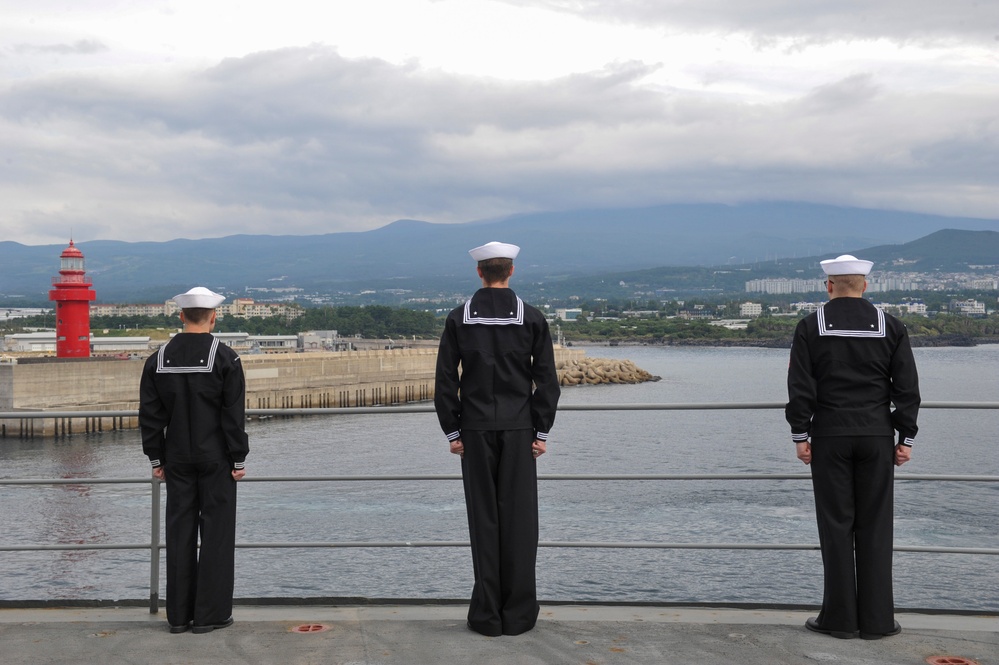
[48,240,96,358]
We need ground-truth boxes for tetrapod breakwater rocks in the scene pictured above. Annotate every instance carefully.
[557,356,660,386]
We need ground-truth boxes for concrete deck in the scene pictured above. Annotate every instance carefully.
[1,604,995,664]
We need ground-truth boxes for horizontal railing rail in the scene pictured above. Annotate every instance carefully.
[2,399,999,422]
[2,401,997,614]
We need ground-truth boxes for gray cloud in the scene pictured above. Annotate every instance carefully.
[498,0,999,44]
[14,39,109,55]
[1,44,997,244]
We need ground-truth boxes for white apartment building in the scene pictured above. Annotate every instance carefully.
[901,302,928,316]
[92,298,303,320]
[951,299,986,316]
[745,278,825,294]
[555,308,583,321]
[92,303,171,317]
[790,302,822,314]
[867,277,920,292]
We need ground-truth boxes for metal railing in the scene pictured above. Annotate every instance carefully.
[1,401,997,614]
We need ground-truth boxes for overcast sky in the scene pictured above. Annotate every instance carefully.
[2,0,997,245]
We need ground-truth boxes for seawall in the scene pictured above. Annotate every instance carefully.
[0,348,589,438]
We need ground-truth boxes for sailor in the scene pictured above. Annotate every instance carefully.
[786,255,920,640]
[140,286,249,634]
[435,241,561,636]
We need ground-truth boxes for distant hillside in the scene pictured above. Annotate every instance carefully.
[540,229,999,301]
[857,229,999,271]
[0,203,995,303]
[723,228,999,276]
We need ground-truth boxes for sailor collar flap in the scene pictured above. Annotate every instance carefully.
[463,291,525,326]
[816,303,886,338]
[156,335,221,373]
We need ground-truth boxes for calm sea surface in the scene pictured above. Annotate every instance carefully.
[1,345,996,610]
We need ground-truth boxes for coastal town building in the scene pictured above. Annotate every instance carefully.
[91,303,168,317]
[747,272,997,295]
[2,332,151,355]
[3,332,57,353]
[555,308,583,321]
[745,278,824,294]
[739,302,763,317]
[90,298,303,320]
[709,319,750,330]
[218,298,304,320]
[1,308,48,322]
[968,278,999,290]
[677,306,714,320]
[950,299,987,317]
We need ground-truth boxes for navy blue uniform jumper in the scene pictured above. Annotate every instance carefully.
[786,297,920,636]
[140,332,248,629]
[435,287,560,636]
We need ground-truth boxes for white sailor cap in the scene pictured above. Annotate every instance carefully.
[173,286,225,309]
[469,241,520,262]
[820,254,873,276]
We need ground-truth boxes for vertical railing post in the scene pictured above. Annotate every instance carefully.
[149,477,161,614]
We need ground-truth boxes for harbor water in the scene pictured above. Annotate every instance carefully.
[1,345,996,611]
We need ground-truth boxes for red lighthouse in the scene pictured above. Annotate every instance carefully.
[48,240,96,358]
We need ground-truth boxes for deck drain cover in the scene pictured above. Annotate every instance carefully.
[291,624,331,633]
[926,657,979,665]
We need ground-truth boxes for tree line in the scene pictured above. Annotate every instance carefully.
[1,306,441,339]
[4,304,997,346]
[562,313,999,345]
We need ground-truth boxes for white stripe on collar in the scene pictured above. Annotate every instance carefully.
[463,296,525,325]
[156,336,220,373]
[817,304,886,338]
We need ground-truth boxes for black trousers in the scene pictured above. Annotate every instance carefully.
[810,435,896,634]
[460,429,540,636]
[164,459,237,627]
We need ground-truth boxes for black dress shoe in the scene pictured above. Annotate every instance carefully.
[168,622,191,634]
[805,617,858,639]
[192,616,234,634]
[861,620,902,640]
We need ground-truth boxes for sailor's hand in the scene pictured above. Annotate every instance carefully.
[232,468,246,481]
[894,444,911,467]
[152,467,166,481]
[450,439,464,459]
[532,439,547,459]
[795,441,811,465]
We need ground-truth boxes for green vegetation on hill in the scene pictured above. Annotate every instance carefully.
[560,313,999,346]
[288,306,439,338]
[2,306,441,340]
[4,304,998,348]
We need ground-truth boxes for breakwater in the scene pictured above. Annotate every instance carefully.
[1,347,657,438]
[557,356,660,385]
[1,348,445,438]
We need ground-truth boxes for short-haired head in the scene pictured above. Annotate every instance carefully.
[181,307,214,325]
[478,257,514,284]
[827,274,867,292]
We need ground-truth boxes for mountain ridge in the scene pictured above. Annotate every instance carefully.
[2,203,996,303]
